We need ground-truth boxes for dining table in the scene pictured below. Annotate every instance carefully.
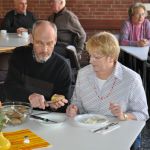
[120,46,149,93]
[0,33,30,53]
[3,111,145,150]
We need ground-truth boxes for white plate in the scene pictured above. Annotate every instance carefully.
[32,113,67,126]
[74,114,109,128]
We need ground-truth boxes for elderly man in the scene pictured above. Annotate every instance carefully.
[48,0,86,57]
[2,0,36,34]
[3,20,72,112]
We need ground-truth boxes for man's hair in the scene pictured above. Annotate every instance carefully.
[32,20,57,37]
[86,32,120,61]
[14,0,27,4]
[128,3,147,19]
[61,0,66,6]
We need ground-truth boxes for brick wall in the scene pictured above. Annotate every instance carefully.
[0,0,150,35]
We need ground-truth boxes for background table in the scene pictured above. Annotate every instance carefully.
[0,33,30,82]
[4,112,145,150]
[0,33,30,53]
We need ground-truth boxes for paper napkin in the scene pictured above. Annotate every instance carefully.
[3,129,52,150]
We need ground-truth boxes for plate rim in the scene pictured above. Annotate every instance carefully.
[74,114,109,127]
[31,113,67,124]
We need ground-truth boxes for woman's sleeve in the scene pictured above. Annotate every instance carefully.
[127,75,149,121]
[120,20,138,46]
[71,71,85,114]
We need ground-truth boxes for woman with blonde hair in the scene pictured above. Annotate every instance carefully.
[67,32,148,150]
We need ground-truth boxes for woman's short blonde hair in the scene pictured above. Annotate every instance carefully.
[86,32,120,61]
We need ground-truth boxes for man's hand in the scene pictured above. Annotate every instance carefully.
[29,93,46,109]
[46,94,68,110]
[66,104,78,118]
[17,27,28,34]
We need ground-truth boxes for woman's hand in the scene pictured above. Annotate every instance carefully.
[109,102,125,120]
[138,39,149,47]
[66,104,78,118]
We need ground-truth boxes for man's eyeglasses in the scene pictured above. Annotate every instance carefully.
[34,41,54,48]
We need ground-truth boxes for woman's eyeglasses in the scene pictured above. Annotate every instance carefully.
[90,55,105,61]
[134,13,146,17]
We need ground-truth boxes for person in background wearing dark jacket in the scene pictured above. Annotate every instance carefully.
[2,0,36,34]
[3,20,72,113]
[48,0,86,57]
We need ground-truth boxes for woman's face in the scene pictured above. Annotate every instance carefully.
[89,52,114,75]
[131,7,146,25]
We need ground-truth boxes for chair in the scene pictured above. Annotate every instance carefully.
[54,43,80,86]
[66,45,80,85]
[66,45,80,69]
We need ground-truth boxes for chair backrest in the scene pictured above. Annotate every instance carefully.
[66,45,80,70]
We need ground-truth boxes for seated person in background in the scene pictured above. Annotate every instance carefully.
[66,32,149,149]
[1,0,36,34]
[2,20,72,113]
[48,0,86,57]
[120,2,150,47]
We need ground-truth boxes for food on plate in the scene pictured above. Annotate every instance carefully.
[81,116,106,124]
[51,94,65,103]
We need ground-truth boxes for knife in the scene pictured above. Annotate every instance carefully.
[30,115,57,123]
[93,122,119,133]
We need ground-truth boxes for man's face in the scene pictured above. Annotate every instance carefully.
[50,0,62,13]
[14,0,27,14]
[32,25,57,63]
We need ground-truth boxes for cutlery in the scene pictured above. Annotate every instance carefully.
[32,112,50,115]
[93,122,119,133]
[30,115,58,123]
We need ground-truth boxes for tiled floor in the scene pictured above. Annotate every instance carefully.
[141,119,150,150]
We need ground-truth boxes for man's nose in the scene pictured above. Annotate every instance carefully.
[42,44,48,51]
[23,4,26,7]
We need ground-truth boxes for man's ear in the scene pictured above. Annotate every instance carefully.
[30,34,33,43]
[54,37,57,45]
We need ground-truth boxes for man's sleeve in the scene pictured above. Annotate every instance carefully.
[69,14,86,53]
[1,12,16,33]
[4,49,32,102]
